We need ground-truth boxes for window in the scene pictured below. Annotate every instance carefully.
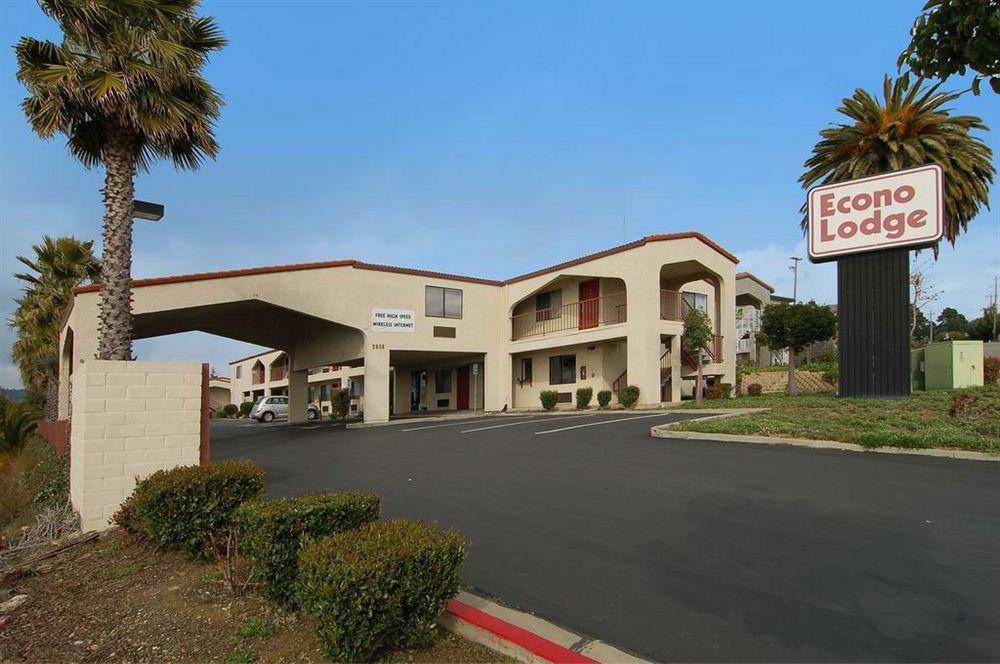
[426,286,463,319]
[682,291,708,313]
[548,355,576,385]
[435,370,452,393]
[520,358,533,381]
[235,366,243,379]
[536,290,562,321]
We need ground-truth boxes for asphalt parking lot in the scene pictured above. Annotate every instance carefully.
[212,413,1000,662]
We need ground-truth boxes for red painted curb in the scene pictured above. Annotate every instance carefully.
[445,599,599,664]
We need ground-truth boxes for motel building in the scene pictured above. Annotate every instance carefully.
[58,232,737,425]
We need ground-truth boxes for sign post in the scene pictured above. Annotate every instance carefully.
[807,165,944,398]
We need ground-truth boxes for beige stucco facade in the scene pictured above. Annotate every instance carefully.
[60,233,739,424]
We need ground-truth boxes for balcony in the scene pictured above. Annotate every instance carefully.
[269,365,288,382]
[511,291,626,340]
[660,290,686,321]
[251,370,265,385]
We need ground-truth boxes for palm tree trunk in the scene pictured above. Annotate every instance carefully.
[97,128,136,361]
[788,349,799,396]
[44,376,59,421]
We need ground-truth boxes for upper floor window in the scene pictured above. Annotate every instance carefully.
[235,366,243,379]
[548,354,576,385]
[426,286,463,319]
[682,291,708,313]
[536,289,562,321]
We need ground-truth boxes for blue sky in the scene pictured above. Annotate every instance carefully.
[1,0,997,385]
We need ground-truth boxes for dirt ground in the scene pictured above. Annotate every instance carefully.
[0,529,507,663]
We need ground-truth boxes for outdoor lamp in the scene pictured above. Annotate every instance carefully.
[133,200,164,221]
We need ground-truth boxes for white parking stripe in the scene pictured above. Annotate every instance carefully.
[400,418,511,432]
[534,412,681,435]
[461,414,594,433]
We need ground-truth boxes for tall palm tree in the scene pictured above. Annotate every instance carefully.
[11,236,100,419]
[15,0,225,360]
[800,75,994,246]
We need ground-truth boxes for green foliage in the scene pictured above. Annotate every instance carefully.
[239,401,254,418]
[967,305,997,342]
[597,390,612,408]
[799,75,994,246]
[222,403,239,418]
[298,519,466,662]
[984,357,1000,385]
[575,387,593,409]
[0,396,40,454]
[330,388,351,420]
[682,308,714,356]
[234,492,381,607]
[130,461,265,560]
[32,439,69,508]
[747,383,764,397]
[236,618,276,642]
[619,385,640,409]
[822,368,839,386]
[899,0,1000,95]
[719,383,733,399]
[539,390,559,411]
[758,302,837,354]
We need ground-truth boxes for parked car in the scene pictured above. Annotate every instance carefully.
[251,396,320,423]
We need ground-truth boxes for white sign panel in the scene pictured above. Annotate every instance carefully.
[808,164,943,262]
[371,308,415,333]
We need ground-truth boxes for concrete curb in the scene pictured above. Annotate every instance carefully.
[438,591,649,664]
[346,412,488,429]
[651,413,999,462]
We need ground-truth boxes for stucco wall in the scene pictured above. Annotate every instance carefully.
[70,360,204,531]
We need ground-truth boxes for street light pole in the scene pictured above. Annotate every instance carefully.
[789,256,802,303]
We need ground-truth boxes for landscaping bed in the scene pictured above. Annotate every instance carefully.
[676,386,999,454]
[0,529,508,663]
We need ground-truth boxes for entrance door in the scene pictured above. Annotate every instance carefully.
[456,366,470,410]
[579,279,600,329]
[410,371,423,411]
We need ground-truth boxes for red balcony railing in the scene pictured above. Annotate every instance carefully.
[269,365,288,382]
[512,291,627,340]
[660,290,688,321]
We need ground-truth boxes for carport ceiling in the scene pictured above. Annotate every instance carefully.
[390,350,485,368]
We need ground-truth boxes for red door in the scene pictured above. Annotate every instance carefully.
[579,279,600,329]
[456,366,470,410]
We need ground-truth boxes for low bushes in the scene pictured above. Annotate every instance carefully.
[539,390,559,411]
[298,519,465,662]
[619,385,640,409]
[575,387,593,409]
[984,357,1000,385]
[128,461,265,560]
[221,403,239,418]
[705,384,723,399]
[331,388,351,420]
[746,383,763,397]
[597,390,612,408]
[239,401,255,418]
[235,492,381,606]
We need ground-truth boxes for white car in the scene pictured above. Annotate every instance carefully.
[250,396,320,423]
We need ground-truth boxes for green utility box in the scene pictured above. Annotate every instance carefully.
[922,341,984,390]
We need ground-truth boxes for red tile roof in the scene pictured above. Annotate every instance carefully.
[735,271,775,293]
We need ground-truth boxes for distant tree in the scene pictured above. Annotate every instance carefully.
[11,236,100,418]
[968,305,998,341]
[911,308,932,344]
[910,260,941,343]
[799,75,994,248]
[898,0,1000,95]
[758,302,837,396]
[15,0,226,361]
[682,308,714,405]
[936,307,970,335]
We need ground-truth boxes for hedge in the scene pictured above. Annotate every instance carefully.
[239,401,255,418]
[234,492,381,606]
[129,460,265,560]
[539,390,559,411]
[575,387,593,409]
[597,389,612,408]
[331,388,351,420]
[619,385,640,409]
[747,383,763,397]
[298,519,465,662]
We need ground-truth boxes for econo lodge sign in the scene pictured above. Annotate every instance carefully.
[808,164,943,262]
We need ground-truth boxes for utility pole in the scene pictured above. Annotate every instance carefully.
[928,310,934,343]
[789,256,803,303]
[993,275,998,341]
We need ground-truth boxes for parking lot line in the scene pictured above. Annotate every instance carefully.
[534,412,681,435]
[400,418,512,432]
[461,414,594,433]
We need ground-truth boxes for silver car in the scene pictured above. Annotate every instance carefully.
[251,396,320,423]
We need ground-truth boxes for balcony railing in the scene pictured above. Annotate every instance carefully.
[511,291,627,340]
[270,365,288,382]
[251,371,265,385]
[660,290,686,321]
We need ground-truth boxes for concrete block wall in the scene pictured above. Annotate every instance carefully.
[70,360,205,531]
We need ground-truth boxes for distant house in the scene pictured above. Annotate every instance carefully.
[735,273,789,366]
[208,376,231,412]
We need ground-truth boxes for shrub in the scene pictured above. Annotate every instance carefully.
[222,403,239,418]
[235,492,381,606]
[298,519,465,662]
[719,383,733,399]
[747,383,763,397]
[575,387,593,409]
[331,388,351,420]
[984,357,1000,385]
[619,385,640,409]
[111,494,144,538]
[597,390,612,408]
[0,397,39,455]
[539,390,559,411]
[130,460,265,560]
[822,368,839,386]
[705,384,723,399]
[239,401,255,418]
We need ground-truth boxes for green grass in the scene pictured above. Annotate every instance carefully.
[675,385,999,454]
[234,618,275,642]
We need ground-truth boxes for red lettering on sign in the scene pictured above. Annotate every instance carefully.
[907,209,927,228]
[883,212,906,239]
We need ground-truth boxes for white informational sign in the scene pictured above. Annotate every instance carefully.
[371,308,415,333]
[807,164,943,262]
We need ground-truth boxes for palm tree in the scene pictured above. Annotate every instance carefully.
[0,396,40,456]
[11,236,100,419]
[15,0,226,360]
[800,75,994,246]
